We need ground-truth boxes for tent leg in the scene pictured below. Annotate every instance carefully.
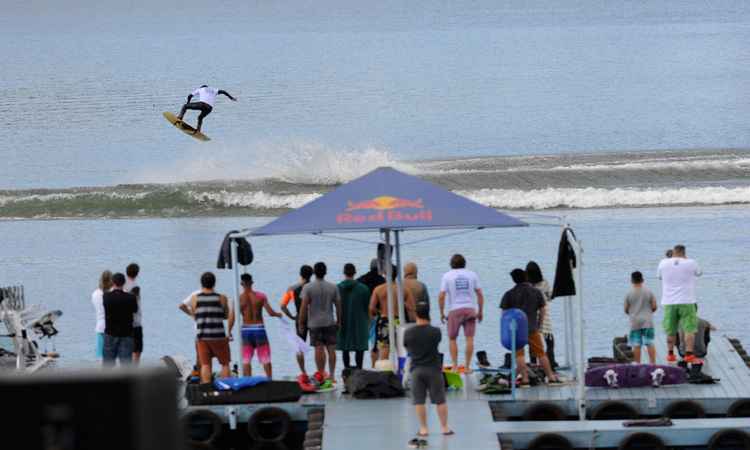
[394,230,406,326]
[231,240,242,376]
[383,230,397,371]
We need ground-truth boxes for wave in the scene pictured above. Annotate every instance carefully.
[133,140,410,186]
[2,148,749,218]
[460,186,750,210]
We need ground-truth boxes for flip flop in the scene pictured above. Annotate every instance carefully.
[416,432,429,437]
[443,430,455,436]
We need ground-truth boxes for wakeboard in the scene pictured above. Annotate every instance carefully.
[585,363,686,388]
[163,111,210,141]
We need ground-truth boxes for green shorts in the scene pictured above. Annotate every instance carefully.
[662,304,698,335]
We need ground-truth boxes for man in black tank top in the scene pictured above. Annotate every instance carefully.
[191,272,235,384]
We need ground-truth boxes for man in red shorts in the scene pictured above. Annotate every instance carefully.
[191,272,235,384]
[438,254,484,373]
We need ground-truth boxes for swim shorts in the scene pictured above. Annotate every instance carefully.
[310,325,338,347]
[628,328,655,347]
[95,332,104,359]
[241,325,271,365]
[376,316,401,349]
[516,331,546,359]
[447,307,477,340]
[133,326,143,353]
[197,338,231,366]
[411,366,446,405]
[663,304,698,335]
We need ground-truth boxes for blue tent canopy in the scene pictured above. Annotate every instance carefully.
[250,167,526,236]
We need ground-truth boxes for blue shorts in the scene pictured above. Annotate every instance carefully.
[96,333,105,359]
[629,328,655,347]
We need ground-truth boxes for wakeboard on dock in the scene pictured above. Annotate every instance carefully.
[585,363,686,388]
[163,111,210,141]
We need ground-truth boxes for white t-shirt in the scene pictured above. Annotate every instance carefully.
[91,288,105,333]
[440,268,481,312]
[657,257,702,305]
[192,86,219,107]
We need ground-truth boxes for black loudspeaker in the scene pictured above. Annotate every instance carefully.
[0,368,181,450]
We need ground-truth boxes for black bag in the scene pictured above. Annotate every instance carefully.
[345,369,405,399]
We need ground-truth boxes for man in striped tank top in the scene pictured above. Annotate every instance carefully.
[191,272,235,384]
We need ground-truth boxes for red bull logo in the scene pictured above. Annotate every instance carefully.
[346,196,424,211]
[338,196,432,224]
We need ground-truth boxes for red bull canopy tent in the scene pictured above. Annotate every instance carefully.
[249,166,527,235]
[226,167,586,418]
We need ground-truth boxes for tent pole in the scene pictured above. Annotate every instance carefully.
[395,230,406,326]
[384,230,397,370]
[231,239,242,374]
[567,229,586,420]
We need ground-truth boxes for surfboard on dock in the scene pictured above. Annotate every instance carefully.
[163,112,210,141]
[585,363,686,388]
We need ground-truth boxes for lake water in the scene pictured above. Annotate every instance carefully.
[0,1,749,375]
[1,205,747,375]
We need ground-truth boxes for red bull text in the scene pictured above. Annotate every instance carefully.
[338,196,432,224]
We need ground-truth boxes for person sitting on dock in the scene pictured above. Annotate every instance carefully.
[240,273,282,378]
[438,254,484,373]
[624,271,657,364]
[404,300,453,443]
[299,262,342,384]
[191,272,235,384]
[500,269,561,386]
[657,244,703,365]
[280,264,314,384]
[369,266,415,361]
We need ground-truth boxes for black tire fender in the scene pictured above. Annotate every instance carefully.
[247,406,291,443]
[181,409,223,446]
[618,432,666,450]
[527,433,573,450]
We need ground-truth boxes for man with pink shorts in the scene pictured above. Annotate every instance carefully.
[438,254,484,373]
[239,274,282,378]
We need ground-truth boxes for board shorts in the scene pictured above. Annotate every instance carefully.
[629,328,655,347]
[447,307,477,340]
[132,327,143,353]
[411,366,446,405]
[663,304,698,335]
[197,338,231,366]
[95,332,105,359]
[310,325,337,347]
[241,325,271,365]
[516,331,546,359]
[376,317,400,349]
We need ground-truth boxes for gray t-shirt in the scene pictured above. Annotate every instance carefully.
[625,287,655,330]
[301,278,341,328]
[404,325,442,370]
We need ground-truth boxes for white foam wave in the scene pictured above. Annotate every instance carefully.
[542,157,750,173]
[190,190,321,209]
[0,191,150,206]
[460,186,750,210]
[134,140,414,185]
[419,156,750,175]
